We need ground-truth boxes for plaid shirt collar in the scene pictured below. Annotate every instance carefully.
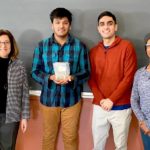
[50,33,74,45]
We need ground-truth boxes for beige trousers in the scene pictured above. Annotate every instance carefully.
[92,104,132,150]
[40,101,81,150]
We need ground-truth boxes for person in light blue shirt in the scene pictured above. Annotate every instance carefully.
[131,33,150,150]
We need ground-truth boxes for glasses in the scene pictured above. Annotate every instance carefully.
[0,41,10,46]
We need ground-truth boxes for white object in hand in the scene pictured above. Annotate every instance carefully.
[58,66,66,72]
[53,62,70,80]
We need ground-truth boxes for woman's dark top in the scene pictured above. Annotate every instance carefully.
[0,57,10,113]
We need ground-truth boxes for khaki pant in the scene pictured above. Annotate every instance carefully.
[92,105,132,150]
[40,101,81,150]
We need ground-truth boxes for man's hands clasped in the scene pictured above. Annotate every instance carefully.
[100,98,113,111]
[50,75,74,85]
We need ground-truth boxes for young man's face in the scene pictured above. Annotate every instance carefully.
[97,16,117,40]
[51,17,71,38]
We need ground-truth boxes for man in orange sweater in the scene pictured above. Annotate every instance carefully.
[88,11,137,150]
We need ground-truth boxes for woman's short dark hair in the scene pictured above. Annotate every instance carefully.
[50,7,72,24]
[0,29,19,60]
[97,11,117,25]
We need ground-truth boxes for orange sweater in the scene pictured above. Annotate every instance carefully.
[88,36,137,106]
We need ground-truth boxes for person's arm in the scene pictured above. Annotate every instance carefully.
[109,42,137,103]
[88,50,105,104]
[131,71,146,121]
[71,43,90,89]
[31,42,51,86]
[21,63,30,133]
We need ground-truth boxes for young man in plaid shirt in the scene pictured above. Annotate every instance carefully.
[32,7,90,150]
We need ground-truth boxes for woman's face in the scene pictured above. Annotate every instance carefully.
[146,39,150,58]
[0,35,11,58]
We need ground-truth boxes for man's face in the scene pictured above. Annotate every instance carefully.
[98,16,117,40]
[51,17,71,38]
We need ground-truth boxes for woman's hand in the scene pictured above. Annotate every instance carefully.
[20,119,28,133]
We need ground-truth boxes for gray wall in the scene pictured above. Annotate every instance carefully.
[0,0,150,91]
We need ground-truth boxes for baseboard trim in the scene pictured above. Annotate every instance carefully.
[29,90,94,99]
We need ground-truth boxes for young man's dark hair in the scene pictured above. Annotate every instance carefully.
[97,11,117,24]
[50,7,72,24]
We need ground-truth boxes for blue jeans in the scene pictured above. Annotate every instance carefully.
[140,129,150,150]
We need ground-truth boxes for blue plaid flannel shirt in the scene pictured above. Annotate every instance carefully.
[31,34,90,107]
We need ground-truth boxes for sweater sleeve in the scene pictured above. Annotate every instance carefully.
[131,71,146,121]
[109,42,137,103]
[88,50,104,104]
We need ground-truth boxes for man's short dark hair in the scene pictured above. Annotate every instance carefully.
[97,11,117,25]
[50,8,72,24]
